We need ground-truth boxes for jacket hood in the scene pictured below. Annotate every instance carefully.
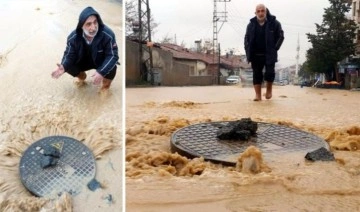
[266,8,276,21]
[76,7,104,34]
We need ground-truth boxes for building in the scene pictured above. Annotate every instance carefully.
[126,39,250,86]
[341,0,360,89]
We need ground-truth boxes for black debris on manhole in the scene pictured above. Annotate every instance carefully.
[305,147,335,161]
[217,118,257,141]
[19,136,96,198]
[171,121,329,166]
[40,145,61,168]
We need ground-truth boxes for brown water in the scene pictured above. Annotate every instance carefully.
[126,85,360,211]
[0,0,122,211]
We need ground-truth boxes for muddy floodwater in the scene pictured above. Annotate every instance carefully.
[126,85,360,211]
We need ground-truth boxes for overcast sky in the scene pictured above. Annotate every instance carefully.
[149,0,331,67]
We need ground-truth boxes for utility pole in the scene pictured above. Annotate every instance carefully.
[138,0,154,84]
[295,33,300,84]
[218,43,221,85]
[213,0,230,84]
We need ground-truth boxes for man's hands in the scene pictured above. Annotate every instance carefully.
[92,72,104,85]
[52,64,104,85]
[51,63,65,79]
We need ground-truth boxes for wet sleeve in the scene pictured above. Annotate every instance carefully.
[275,21,284,51]
[97,34,119,77]
[61,34,77,71]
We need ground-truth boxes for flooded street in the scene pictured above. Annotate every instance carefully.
[126,85,360,211]
[0,0,122,211]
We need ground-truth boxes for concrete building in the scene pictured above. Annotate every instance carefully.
[352,0,360,54]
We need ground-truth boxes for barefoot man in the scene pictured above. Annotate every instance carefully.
[51,6,119,92]
[244,4,284,101]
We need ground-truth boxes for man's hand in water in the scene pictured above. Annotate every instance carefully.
[92,72,103,85]
[51,63,65,79]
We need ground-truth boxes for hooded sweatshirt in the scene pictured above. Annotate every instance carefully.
[61,7,119,77]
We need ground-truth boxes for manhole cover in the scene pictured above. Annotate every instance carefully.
[19,136,96,198]
[170,121,329,166]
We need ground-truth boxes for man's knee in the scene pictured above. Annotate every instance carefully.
[66,65,92,77]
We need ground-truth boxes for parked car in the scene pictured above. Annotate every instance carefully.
[300,81,311,87]
[226,75,240,84]
[279,81,285,86]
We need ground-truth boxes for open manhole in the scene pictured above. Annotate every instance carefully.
[19,136,96,198]
[170,121,329,166]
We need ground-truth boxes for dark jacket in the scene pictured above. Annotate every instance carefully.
[61,7,119,77]
[244,8,284,64]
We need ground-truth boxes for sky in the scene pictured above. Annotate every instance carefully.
[148,0,331,67]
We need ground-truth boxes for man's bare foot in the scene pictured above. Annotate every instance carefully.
[265,92,272,99]
[98,87,111,97]
[253,96,262,101]
[253,84,262,101]
[74,80,87,87]
[74,72,87,87]
[265,82,273,99]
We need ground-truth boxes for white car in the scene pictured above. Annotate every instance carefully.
[226,75,240,84]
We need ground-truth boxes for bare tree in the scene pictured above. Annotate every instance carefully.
[125,0,137,36]
[159,33,173,44]
[125,0,158,38]
[179,40,186,48]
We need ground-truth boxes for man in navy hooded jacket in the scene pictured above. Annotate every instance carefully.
[51,6,119,91]
[244,4,284,101]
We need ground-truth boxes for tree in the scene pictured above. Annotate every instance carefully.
[306,0,357,81]
[299,61,315,80]
[125,0,137,36]
[159,33,174,44]
[125,0,159,38]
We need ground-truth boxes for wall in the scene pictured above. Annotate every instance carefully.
[125,40,141,85]
[126,39,217,86]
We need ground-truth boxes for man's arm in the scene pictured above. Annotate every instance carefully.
[97,31,119,77]
[61,33,77,71]
[275,21,284,50]
[244,24,251,62]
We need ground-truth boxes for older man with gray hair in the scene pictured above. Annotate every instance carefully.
[244,4,284,101]
[52,6,119,92]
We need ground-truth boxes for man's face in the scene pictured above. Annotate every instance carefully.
[255,5,266,22]
[82,15,98,38]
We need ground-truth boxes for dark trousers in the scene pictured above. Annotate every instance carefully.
[251,55,275,85]
[66,61,117,80]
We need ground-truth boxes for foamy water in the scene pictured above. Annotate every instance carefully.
[126,85,360,211]
[0,0,122,211]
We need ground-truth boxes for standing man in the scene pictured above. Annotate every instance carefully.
[244,4,284,101]
[51,6,119,92]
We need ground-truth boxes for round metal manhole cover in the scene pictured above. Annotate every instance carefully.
[19,136,96,198]
[170,121,329,166]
